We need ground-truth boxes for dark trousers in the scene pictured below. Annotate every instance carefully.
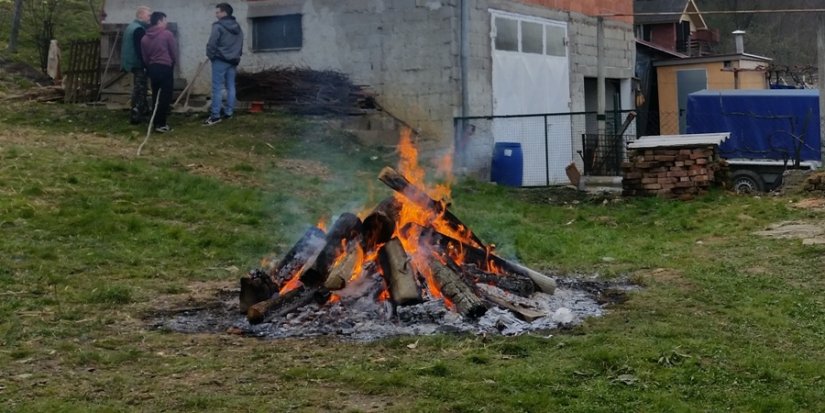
[130,68,149,123]
[146,64,174,127]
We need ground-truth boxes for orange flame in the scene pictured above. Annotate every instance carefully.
[331,239,349,268]
[347,244,369,282]
[279,274,302,295]
[316,216,328,232]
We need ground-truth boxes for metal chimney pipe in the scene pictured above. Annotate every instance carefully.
[732,30,746,54]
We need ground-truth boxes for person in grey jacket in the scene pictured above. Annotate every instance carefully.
[204,2,243,126]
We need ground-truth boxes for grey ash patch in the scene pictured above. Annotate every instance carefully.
[148,277,637,341]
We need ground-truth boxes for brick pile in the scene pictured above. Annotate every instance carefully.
[622,146,728,199]
[803,172,825,193]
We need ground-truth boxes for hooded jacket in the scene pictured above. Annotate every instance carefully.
[141,25,178,67]
[206,16,243,66]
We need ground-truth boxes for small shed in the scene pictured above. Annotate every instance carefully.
[654,53,772,135]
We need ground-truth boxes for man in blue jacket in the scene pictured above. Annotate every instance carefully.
[204,3,243,126]
[121,6,151,124]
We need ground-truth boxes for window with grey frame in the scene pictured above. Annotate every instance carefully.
[493,15,566,56]
[252,14,302,52]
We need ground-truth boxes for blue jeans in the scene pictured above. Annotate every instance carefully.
[210,59,236,118]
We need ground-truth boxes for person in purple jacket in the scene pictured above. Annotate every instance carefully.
[140,11,177,133]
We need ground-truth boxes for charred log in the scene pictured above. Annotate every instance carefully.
[459,264,535,298]
[300,213,363,287]
[239,269,277,314]
[379,238,423,305]
[362,198,399,251]
[477,289,546,322]
[378,166,485,249]
[413,224,556,294]
[324,236,363,290]
[427,257,486,319]
[269,226,326,286]
[246,285,330,324]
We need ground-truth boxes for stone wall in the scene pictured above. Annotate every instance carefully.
[622,146,728,200]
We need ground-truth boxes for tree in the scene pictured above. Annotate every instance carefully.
[7,0,24,53]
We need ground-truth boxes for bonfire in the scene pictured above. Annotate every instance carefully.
[239,129,558,327]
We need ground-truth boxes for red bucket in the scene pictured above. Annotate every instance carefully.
[249,101,264,113]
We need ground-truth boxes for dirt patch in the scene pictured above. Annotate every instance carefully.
[790,198,825,211]
[754,221,825,245]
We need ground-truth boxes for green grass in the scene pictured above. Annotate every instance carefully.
[1,102,824,412]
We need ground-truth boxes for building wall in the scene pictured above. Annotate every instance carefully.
[106,0,460,144]
[105,0,634,151]
[656,60,768,134]
[517,0,633,24]
[650,24,676,51]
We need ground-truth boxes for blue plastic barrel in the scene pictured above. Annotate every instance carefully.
[490,142,523,187]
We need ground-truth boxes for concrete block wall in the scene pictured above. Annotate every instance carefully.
[104,0,635,158]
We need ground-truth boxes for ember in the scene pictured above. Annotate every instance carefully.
[240,129,561,327]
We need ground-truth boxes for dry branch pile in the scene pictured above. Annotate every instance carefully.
[236,67,375,115]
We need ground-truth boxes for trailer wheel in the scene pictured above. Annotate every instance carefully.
[731,170,765,193]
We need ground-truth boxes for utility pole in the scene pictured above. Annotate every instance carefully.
[819,14,825,165]
[597,17,606,136]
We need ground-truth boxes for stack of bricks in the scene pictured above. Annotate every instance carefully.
[622,145,727,200]
[803,172,825,193]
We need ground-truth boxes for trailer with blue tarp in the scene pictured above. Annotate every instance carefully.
[686,89,822,192]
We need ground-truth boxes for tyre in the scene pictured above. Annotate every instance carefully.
[731,170,765,193]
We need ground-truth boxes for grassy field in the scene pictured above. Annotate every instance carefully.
[1,102,824,412]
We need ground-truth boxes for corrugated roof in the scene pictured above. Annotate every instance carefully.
[634,0,688,25]
[653,53,772,66]
[636,39,688,58]
[628,133,730,149]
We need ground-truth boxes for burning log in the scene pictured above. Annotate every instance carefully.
[415,224,556,294]
[324,237,363,290]
[379,238,423,305]
[246,285,330,324]
[361,197,399,251]
[461,264,535,298]
[505,261,557,295]
[239,270,277,314]
[241,227,325,314]
[378,166,486,249]
[300,213,363,288]
[269,226,326,286]
[427,257,487,318]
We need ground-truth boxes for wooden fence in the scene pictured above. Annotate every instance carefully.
[63,39,100,103]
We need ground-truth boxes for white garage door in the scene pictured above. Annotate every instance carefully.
[491,10,571,186]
